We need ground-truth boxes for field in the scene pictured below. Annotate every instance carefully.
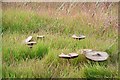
[2,2,119,78]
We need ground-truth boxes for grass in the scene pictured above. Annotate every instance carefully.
[2,5,118,78]
[80,64,118,78]
[2,9,50,33]
[2,33,49,64]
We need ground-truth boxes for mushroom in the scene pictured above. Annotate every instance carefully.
[59,53,79,59]
[59,53,71,59]
[24,36,37,48]
[72,34,86,40]
[37,35,45,39]
[26,41,37,45]
[69,53,79,58]
[25,36,32,43]
[81,49,109,61]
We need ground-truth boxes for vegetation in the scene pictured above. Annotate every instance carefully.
[2,2,118,78]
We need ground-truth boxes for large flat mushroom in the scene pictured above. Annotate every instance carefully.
[72,34,86,40]
[81,49,109,61]
[85,51,109,61]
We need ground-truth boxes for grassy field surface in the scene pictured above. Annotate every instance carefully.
[2,3,118,78]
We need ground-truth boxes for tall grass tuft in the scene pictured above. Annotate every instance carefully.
[31,41,49,59]
[80,64,118,78]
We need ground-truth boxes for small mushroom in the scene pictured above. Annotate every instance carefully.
[37,35,45,39]
[72,34,86,40]
[79,35,86,39]
[59,53,71,59]
[26,41,37,45]
[59,53,79,59]
[23,36,37,48]
[81,49,109,61]
[26,41,37,48]
[72,34,77,38]
[25,36,32,43]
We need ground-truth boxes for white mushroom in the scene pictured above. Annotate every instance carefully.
[26,41,37,45]
[37,35,45,38]
[72,34,77,38]
[59,53,70,58]
[59,53,79,59]
[72,34,86,40]
[25,36,32,43]
[79,35,86,39]
[68,53,79,57]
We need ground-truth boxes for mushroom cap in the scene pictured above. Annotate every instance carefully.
[59,53,79,59]
[37,35,45,38]
[72,34,86,40]
[72,34,77,38]
[26,41,36,45]
[85,51,109,61]
[25,36,32,43]
[59,53,71,58]
[79,35,86,38]
[69,53,79,57]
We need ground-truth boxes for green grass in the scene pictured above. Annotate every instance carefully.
[2,34,49,64]
[32,41,49,59]
[2,8,118,78]
[80,64,118,78]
